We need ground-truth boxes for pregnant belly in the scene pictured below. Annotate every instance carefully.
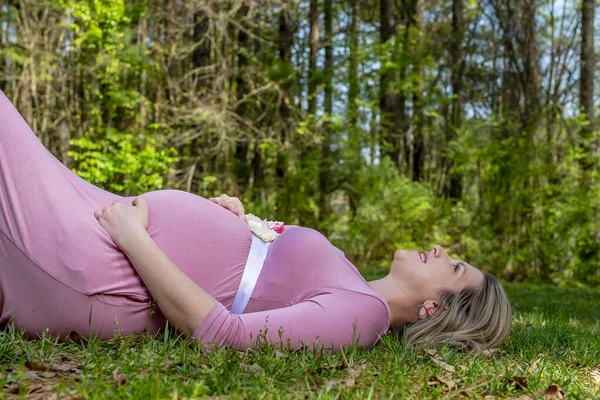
[145,190,252,304]
[37,189,252,306]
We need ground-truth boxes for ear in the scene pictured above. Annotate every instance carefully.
[422,300,439,317]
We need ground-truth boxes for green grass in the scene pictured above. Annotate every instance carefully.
[1,270,599,399]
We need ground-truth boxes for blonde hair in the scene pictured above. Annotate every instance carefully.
[401,272,512,352]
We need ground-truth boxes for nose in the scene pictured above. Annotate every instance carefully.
[432,244,447,259]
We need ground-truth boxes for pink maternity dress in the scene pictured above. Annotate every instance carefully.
[0,90,389,350]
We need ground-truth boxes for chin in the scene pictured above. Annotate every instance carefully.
[394,249,407,260]
[391,250,407,273]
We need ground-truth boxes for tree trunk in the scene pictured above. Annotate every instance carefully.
[410,0,425,181]
[446,0,464,198]
[318,0,334,229]
[522,0,541,125]
[276,7,293,180]
[166,0,179,101]
[138,13,148,128]
[380,0,401,167]
[348,0,360,130]
[235,3,251,194]
[308,0,319,116]
[580,0,595,136]
[193,8,211,88]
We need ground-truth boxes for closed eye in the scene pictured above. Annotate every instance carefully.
[453,262,463,273]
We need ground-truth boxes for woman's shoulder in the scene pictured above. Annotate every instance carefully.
[320,287,391,345]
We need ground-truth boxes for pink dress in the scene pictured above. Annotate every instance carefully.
[0,90,389,350]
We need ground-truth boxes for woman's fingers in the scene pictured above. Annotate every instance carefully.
[209,194,245,220]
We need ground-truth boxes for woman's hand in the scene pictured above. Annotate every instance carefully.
[209,194,247,222]
[95,196,149,248]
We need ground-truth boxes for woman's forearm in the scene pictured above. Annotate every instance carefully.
[119,230,218,337]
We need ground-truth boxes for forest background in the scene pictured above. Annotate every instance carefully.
[1,0,599,285]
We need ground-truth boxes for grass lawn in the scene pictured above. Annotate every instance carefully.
[1,269,599,399]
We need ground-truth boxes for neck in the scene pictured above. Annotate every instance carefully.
[368,274,418,329]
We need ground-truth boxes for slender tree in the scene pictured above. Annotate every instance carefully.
[234,3,251,193]
[446,0,464,198]
[380,0,401,167]
[318,0,334,226]
[308,0,319,116]
[580,0,595,136]
[348,0,360,130]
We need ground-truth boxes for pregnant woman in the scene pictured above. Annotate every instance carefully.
[0,90,511,352]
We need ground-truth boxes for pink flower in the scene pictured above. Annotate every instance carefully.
[246,214,285,242]
[269,222,285,234]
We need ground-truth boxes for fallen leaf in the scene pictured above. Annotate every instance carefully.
[541,384,564,399]
[275,350,284,360]
[52,361,82,375]
[4,382,19,394]
[591,370,600,388]
[162,360,182,370]
[25,383,46,396]
[431,357,455,373]
[347,363,368,379]
[240,363,262,373]
[516,384,566,400]
[481,348,499,358]
[39,371,57,379]
[25,361,49,372]
[507,376,528,390]
[345,378,355,387]
[424,348,438,356]
[427,375,458,392]
[529,357,542,374]
[112,367,127,385]
[23,370,39,380]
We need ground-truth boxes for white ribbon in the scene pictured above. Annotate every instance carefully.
[230,234,271,314]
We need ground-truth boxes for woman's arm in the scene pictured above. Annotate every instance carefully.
[194,290,389,351]
[119,230,217,337]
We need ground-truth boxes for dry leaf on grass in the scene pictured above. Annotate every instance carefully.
[431,357,456,374]
[25,362,49,372]
[240,363,262,373]
[507,376,528,390]
[591,370,600,388]
[112,367,127,385]
[161,360,182,370]
[481,348,499,358]
[51,361,82,375]
[424,348,438,356]
[427,375,459,392]
[542,385,565,399]
[347,363,368,379]
[529,357,542,374]
[3,382,19,394]
[515,384,565,400]
[23,370,40,380]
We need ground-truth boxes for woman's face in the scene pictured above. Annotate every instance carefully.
[390,245,484,301]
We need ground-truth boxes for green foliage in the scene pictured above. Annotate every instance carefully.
[330,159,451,267]
[67,130,179,195]
[450,119,600,285]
